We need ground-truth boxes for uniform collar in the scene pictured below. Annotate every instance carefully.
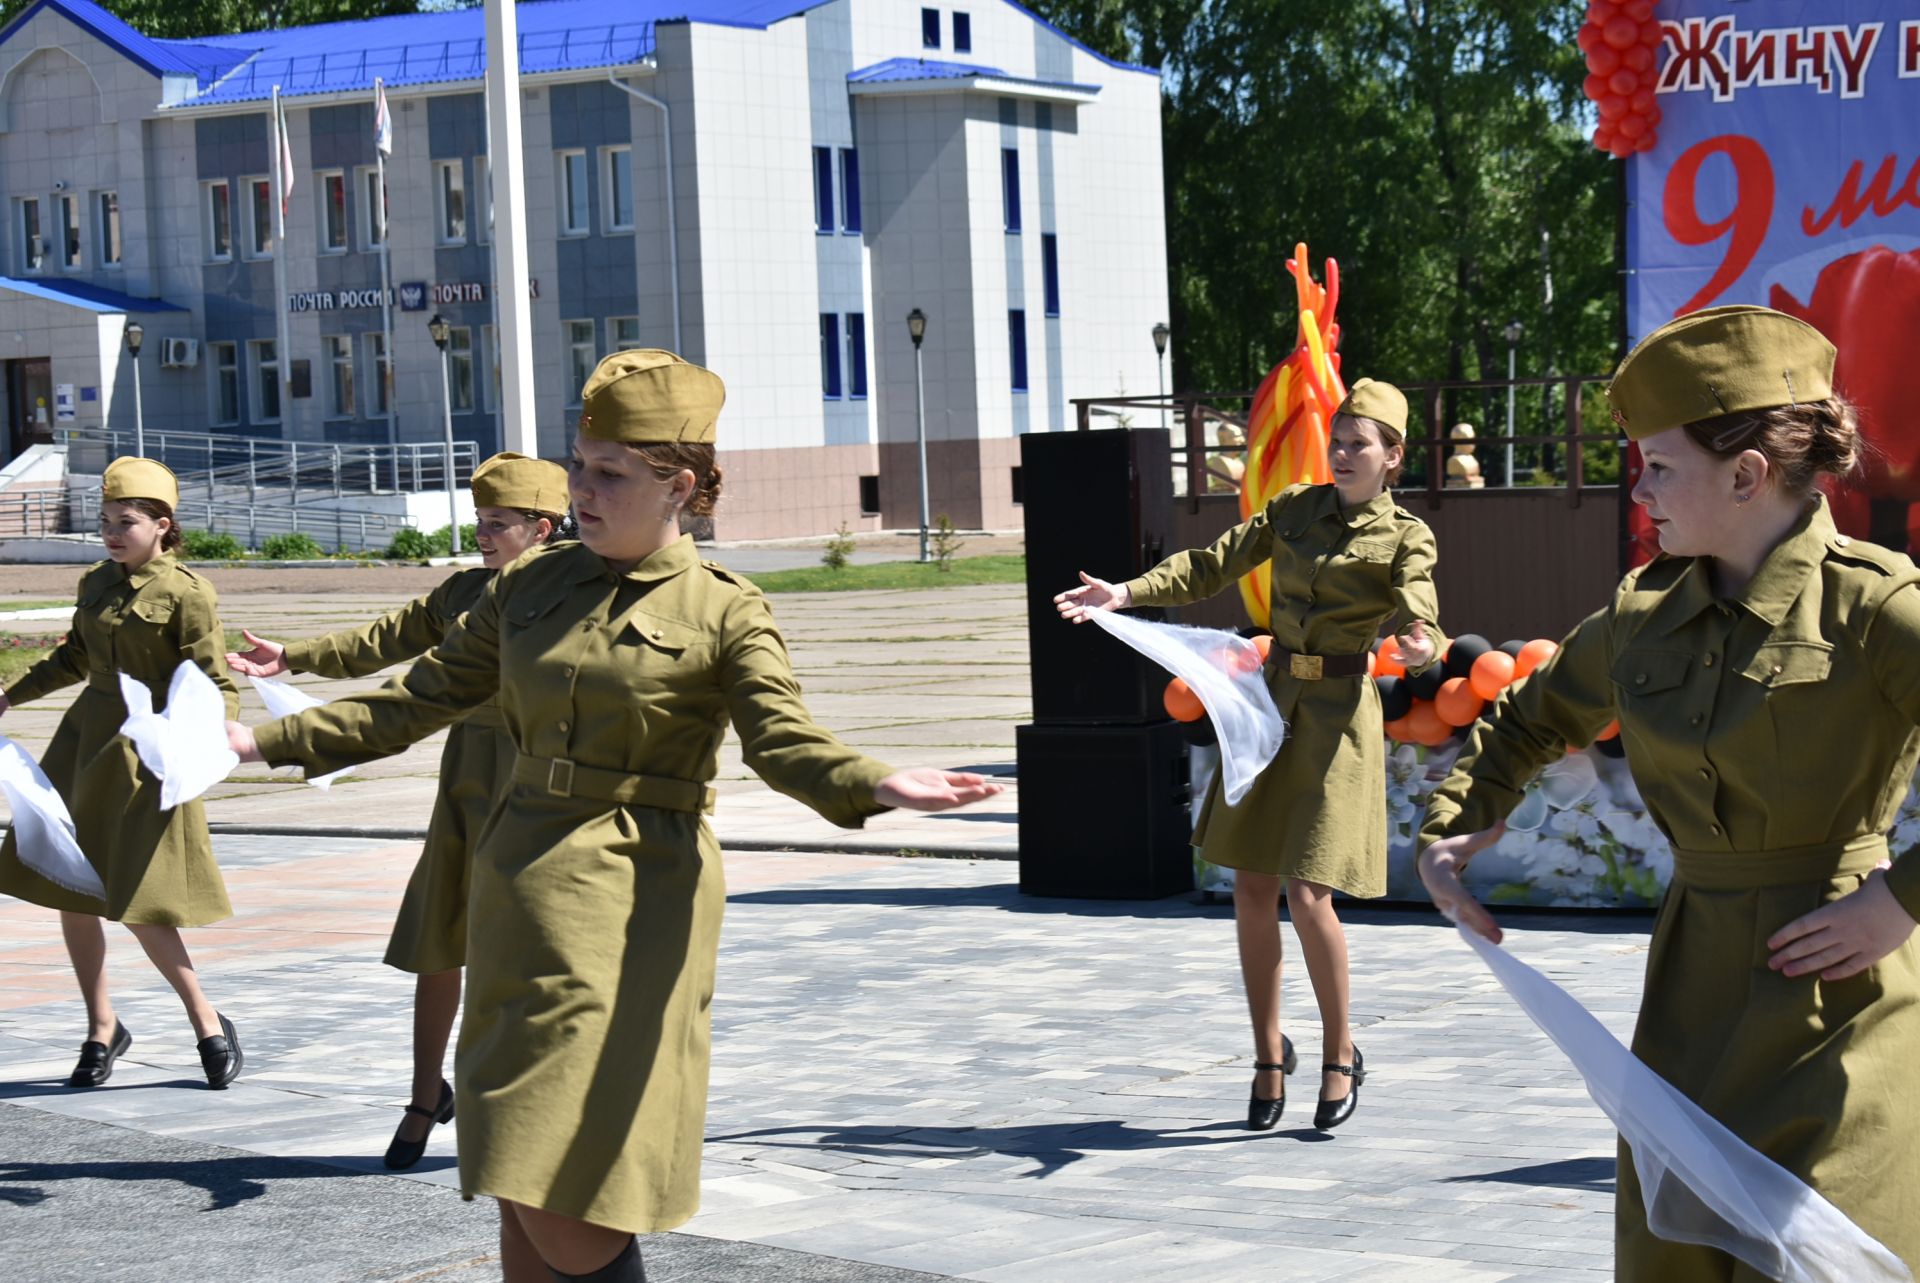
[1730,497,1831,627]
[1325,485,1395,530]
[124,553,176,589]
[600,533,699,585]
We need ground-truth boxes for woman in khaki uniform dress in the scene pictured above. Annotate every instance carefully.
[1056,379,1443,1132]
[226,452,569,1169]
[1420,307,1920,1277]
[0,459,244,1090]
[226,350,1000,1283]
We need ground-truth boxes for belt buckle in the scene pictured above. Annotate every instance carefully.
[547,758,576,797]
[1289,653,1323,681]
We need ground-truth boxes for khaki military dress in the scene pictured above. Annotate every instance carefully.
[279,565,500,975]
[0,555,239,926]
[1124,482,1442,895]
[1420,499,1920,1278]
[254,536,891,1233]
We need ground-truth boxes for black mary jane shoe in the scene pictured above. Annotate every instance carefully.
[196,1012,244,1090]
[68,1022,132,1088]
[1314,1045,1366,1130]
[1245,1033,1298,1131]
[384,1079,456,1171]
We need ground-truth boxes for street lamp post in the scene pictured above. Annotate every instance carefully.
[1502,319,1524,488]
[427,313,462,554]
[907,308,929,564]
[123,319,145,457]
[1151,322,1170,432]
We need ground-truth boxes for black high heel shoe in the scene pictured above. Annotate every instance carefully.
[1314,1045,1365,1130]
[1245,1033,1297,1131]
[68,1022,131,1088]
[197,1012,243,1089]
[384,1079,455,1170]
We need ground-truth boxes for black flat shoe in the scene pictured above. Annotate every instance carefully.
[196,1012,243,1090]
[1245,1033,1298,1131]
[68,1022,132,1088]
[384,1079,456,1170]
[1314,1045,1365,1130]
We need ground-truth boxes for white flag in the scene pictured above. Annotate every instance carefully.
[373,79,392,158]
[248,676,349,790]
[0,735,103,899]
[276,95,295,219]
[118,664,239,810]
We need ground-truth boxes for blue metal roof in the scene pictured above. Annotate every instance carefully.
[0,0,251,85]
[848,57,1099,94]
[0,276,188,313]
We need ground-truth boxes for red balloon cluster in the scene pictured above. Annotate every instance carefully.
[1162,635,1272,722]
[1381,636,1559,748]
[1577,0,1665,158]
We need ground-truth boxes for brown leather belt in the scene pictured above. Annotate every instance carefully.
[513,753,715,815]
[1272,648,1370,680]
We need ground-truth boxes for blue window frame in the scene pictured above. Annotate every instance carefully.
[922,7,940,48]
[953,12,971,52]
[847,312,868,398]
[812,147,834,233]
[1001,147,1021,233]
[839,149,862,234]
[1042,233,1060,317]
[820,313,842,398]
[1009,309,1028,392]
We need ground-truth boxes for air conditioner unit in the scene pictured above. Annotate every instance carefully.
[160,337,199,368]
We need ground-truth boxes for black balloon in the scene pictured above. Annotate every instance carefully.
[1497,639,1526,659]
[1593,734,1626,759]
[1443,633,1491,681]
[1376,675,1412,721]
[1405,665,1445,701]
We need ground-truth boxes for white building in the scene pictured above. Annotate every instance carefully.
[0,0,1168,537]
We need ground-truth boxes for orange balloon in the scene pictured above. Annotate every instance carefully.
[1375,637,1406,679]
[1404,700,1450,745]
[1164,678,1205,722]
[1469,650,1516,701]
[1434,677,1485,727]
[1252,634,1274,662]
[1595,718,1620,741]
[1383,714,1416,743]
[1514,638,1559,679]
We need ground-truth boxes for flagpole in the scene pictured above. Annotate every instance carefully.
[375,78,398,489]
[484,0,537,455]
[269,86,295,441]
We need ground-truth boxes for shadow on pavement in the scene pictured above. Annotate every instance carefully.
[1443,1155,1615,1191]
[0,1150,438,1212]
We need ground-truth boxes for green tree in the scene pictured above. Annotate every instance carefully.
[0,0,419,41]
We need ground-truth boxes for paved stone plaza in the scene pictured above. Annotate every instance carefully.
[0,569,1644,1281]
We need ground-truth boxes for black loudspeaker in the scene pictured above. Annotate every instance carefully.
[1016,721,1193,899]
[1021,428,1174,724]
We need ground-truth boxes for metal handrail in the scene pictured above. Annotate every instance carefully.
[0,489,73,537]
[55,427,478,498]
[213,22,658,98]
[71,488,418,554]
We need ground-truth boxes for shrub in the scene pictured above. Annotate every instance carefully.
[180,528,245,560]
[260,532,325,561]
[822,521,856,571]
[385,527,434,560]
[931,514,962,571]
[423,523,479,556]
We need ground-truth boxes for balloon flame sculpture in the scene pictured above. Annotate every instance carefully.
[1236,243,1345,626]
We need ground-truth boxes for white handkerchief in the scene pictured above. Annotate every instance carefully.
[118,663,240,809]
[0,735,103,899]
[1458,925,1911,1283]
[248,676,349,790]
[1087,610,1284,805]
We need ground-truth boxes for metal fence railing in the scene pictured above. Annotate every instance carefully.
[0,489,71,538]
[70,488,418,555]
[55,427,479,501]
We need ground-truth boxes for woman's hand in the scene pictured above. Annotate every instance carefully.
[1416,820,1509,943]
[1053,572,1130,624]
[225,721,264,764]
[1393,620,1437,671]
[875,768,1004,811]
[226,630,290,678]
[1767,870,1918,980]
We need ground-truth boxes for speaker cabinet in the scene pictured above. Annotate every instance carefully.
[1016,721,1193,899]
[1020,428,1175,724]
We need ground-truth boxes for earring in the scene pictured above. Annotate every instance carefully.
[1736,493,1751,505]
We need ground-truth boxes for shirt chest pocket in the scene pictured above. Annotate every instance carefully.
[1610,649,1692,702]
[1738,640,1832,689]
[620,614,699,672]
[1326,536,1396,586]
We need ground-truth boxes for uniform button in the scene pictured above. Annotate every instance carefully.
[1836,535,1852,547]
[1771,664,1782,676]
[557,720,569,732]
[1702,655,1715,668]
[524,608,537,619]
[1697,767,1712,780]
[1709,823,1722,837]
[651,629,664,640]
[1635,673,1647,685]
[1690,713,1704,726]
[564,666,575,677]
[581,622,593,632]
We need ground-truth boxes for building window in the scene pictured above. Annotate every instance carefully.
[475,154,492,244]
[820,314,842,399]
[209,341,239,425]
[1008,309,1028,392]
[953,11,971,52]
[358,167,387,247]
[245,177,272,258]
[812,146,834,234]
[435,160,467,244]
[16,197,42,271]
[96,191,121,267]
[846,312,867,398]
[1042,233,1061,317]
[566,320,596,404]
[481,324,500,413]
[366,332,390,415]
[447,326,475,412]
[57,194,81,269]
[603,146,634,232]
[250,339,281,422]
[858,474,880,515]
[559,150,590,236]
[839,149,861,234]
[610,316,642,350]
[202,181,230,261]
[325,335,355,418]
[922,7,940,47]
[1002,148,1021,232]
[318,171,347,252]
